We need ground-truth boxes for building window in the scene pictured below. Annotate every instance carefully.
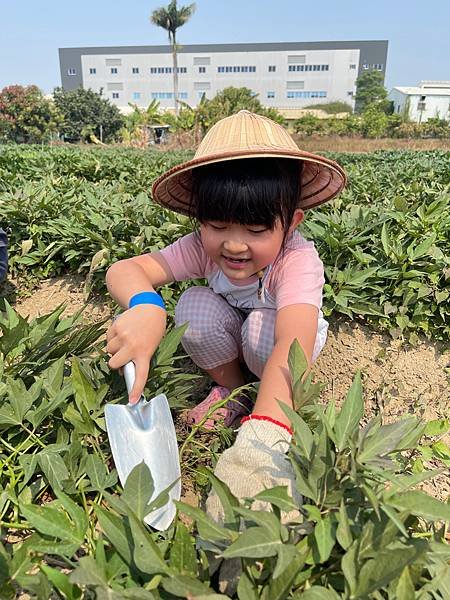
[267,91,275,98]
[112,92,119,99]
[194,56,211,66]
[362,63,369,70]
[349,64,356,70]
[289,64,328,72]
[68,68,76,76]
[288,55,306,64]
[133,92,141,100]
[268,65,276,72]
[287,91,327,99]
[89,68,96,75]
[286,81,305,90]
[111,67,118,74]
[194,82,211,90]
[372,63,383,71]
[199,66,206,73]
[347,91,353,97]
[151,91,188,100]
[151,66,186,74]
[132,67,139,74]
[152,92,173,99]
[217,65,256,73]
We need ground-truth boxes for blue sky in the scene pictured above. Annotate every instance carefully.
[1,0,449,93]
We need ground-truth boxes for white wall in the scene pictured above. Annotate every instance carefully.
[81,47,361,111]
[389,89,450,122]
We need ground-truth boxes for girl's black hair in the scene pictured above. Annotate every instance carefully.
[190,157,302,240]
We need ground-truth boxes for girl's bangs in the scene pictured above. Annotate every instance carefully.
[190,158,300,229]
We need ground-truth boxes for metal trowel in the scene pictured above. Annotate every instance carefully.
[105,361,181,530]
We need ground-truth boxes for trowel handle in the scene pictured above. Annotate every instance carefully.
[123,361,137,396]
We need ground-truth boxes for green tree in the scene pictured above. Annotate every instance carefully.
[201,87,285,127]
[151,0,196,116]
[360,104,389,138]
[122,99,163,133]
[423,117,450,138]
[53,87,124,142]
[0,85,62,143]
[294,113,325,136]
[354,70,388,113]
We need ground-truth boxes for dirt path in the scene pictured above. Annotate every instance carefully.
[13,274,449,501]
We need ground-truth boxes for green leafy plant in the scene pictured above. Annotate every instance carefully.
[1,146,448,340]
[2,319,448,597]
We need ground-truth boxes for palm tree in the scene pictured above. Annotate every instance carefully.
[150,0,196,116]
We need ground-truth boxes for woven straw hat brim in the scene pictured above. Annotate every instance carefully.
[152,149,347,215]
[151,110,347,215]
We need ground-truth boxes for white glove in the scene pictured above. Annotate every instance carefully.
[206,417,301,524]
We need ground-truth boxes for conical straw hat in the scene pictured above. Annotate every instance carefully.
[152,110,347,214]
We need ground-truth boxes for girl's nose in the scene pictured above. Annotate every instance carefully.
[223,239,248,254]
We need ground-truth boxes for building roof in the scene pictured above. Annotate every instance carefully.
[392,84,450,96]
[59,40,388,55]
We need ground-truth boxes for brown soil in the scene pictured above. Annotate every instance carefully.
[11,274,449,501]
[157,133,450,153]
[291,136,450,153]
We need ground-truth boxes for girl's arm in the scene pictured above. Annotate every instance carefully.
[251,303,319,426]
[105,253,175,403]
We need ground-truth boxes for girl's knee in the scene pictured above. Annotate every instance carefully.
[175,286,241,347]
[175,287,215,328]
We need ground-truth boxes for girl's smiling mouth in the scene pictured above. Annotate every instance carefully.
[222,255,251,268]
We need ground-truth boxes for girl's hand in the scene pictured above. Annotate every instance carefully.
[106,305,167,404]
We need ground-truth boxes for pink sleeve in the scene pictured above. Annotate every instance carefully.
[272,243,325,311]
[157,232,216,281]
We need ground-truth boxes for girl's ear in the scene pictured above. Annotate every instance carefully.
[288,209,305,234]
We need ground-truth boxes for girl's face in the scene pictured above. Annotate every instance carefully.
[200,209,304,280]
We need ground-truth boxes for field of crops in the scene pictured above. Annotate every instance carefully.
[0,145,449,598]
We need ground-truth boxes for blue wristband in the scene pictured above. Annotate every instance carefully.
[128,291,166,310]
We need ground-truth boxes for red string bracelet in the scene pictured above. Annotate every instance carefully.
[241,415,293,436]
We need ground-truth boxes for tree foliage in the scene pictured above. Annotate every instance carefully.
[0,85,62,143]
[354,70,389,113]
[53,87,124,143]
[203,86,285,125]
[360,104,390,138]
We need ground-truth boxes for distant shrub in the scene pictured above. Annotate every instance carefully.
[302,100,353,114]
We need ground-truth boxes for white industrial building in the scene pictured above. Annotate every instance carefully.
[389,81,450,123]
[59,41,388,115]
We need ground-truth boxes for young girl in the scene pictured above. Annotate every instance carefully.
[105,110,346,517]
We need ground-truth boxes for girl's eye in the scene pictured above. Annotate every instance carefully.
[209,223,227,230]
[248,228,267,234]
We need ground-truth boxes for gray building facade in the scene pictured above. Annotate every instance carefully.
[59,40,388,112]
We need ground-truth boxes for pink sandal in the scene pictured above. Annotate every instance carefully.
[186,386,253,430]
